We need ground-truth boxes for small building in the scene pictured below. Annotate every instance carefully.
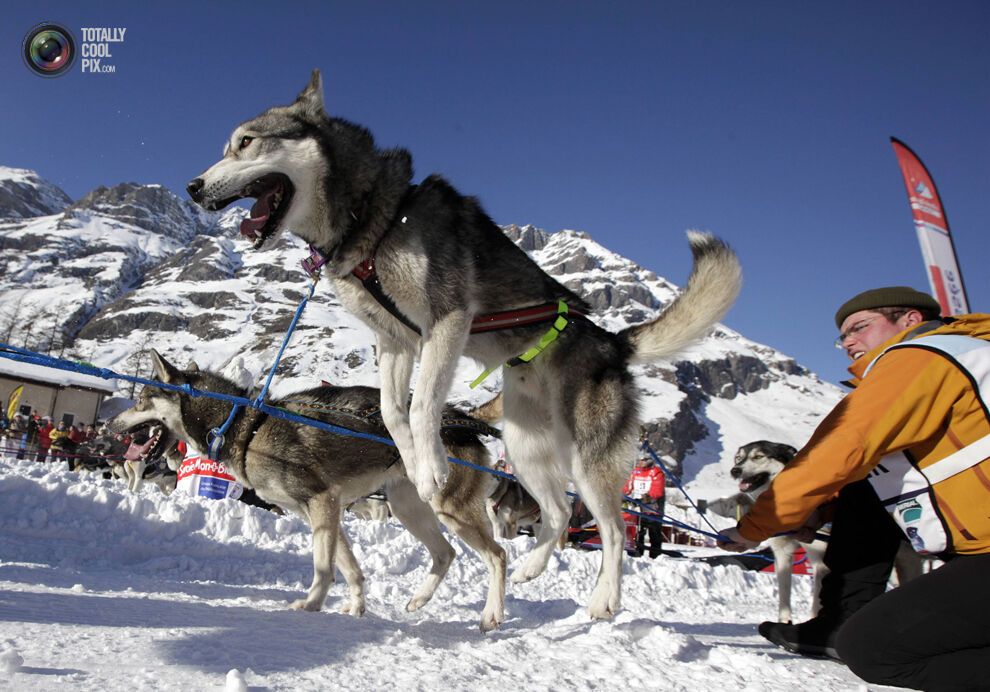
[0,358,117,427]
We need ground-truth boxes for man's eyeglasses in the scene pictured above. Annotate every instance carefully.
[834,316,882,349]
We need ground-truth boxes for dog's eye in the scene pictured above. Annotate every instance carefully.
[239,136,254,150]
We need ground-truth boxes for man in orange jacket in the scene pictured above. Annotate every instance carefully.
[720,286,990,690]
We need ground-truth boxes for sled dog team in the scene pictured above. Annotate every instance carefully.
[114,70,742,628]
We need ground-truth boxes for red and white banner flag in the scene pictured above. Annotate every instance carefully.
[890,137,969,315]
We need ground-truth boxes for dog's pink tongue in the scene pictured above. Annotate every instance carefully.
[239,193,273,238]
[124,438,154,461]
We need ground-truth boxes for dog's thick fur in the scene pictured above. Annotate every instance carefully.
[109,352,507,631]
[188,71,742,619]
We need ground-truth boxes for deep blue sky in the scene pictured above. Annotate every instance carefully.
[3,1,987,384]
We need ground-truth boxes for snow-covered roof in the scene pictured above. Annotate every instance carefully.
[0,357,117,394]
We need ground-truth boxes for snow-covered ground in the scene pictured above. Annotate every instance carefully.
[0,454,897,691]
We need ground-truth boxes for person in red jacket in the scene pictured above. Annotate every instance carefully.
[624,455,666,558]
[35,417,54,463]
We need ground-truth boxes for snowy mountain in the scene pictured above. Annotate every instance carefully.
[0,173,225,350]
[0,167,72,219]
[0,169,843,495]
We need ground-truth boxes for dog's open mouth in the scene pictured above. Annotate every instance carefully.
[236,173,294,250]
[738,472,771,493]
[122,423,172,463]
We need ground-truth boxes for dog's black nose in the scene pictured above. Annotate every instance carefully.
[730,467,742,478]
[186,177,204,201]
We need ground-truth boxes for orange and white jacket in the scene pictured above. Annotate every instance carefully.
[738,314,990,557]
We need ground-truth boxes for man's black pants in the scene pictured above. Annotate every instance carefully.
[836,552,990,691]
[821,480,990,690]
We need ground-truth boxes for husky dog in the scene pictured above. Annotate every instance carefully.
[708,440,926,623]
[486,477,542,540]
[705,441,826,624]
[187,70,742,619]
[109,351,507,631]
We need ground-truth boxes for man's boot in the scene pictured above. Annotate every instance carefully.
[758,617,841,661]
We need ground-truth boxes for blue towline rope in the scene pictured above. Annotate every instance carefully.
[3,342,724,535]
[208,279,318,459]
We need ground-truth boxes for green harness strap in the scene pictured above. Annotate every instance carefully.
[470,301,572,389]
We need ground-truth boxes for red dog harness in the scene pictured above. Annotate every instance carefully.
[302,244,585,337]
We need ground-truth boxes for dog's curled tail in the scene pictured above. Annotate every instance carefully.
[621,231,742,363]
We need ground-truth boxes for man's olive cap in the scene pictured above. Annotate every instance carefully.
[835,286,941,328]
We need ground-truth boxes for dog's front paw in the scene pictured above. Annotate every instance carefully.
[405,594,431,612]
[289,598,322,612]
[586,585,620,621]
[479,608,504,633]
[510,555,548,584]
[414,477,438,504]
[340,599,366,617]
[414,463,448,503]
[586,602,617,621]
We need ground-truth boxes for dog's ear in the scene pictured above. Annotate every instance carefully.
[776,444,798,462]
[186,360,200,373]
[295,69,326,118]
[150,349,183,385]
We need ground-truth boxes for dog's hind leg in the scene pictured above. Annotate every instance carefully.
[571,447,629,620]
[566,375,637,620]
[333,529,366,617]
[503,387,570,584]
[769,537,797,623]
[435,509,507,632]
[291,491,342,612]
[386,478,456,612]
[805,539,829,617]
[409,311,472,502]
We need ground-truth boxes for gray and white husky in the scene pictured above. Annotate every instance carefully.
[187,70,742,620]
[707,440,924,624]
[706,441,828,624]
[109,351,507,631]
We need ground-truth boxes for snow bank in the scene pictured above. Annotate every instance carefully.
[0,456,875,690]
